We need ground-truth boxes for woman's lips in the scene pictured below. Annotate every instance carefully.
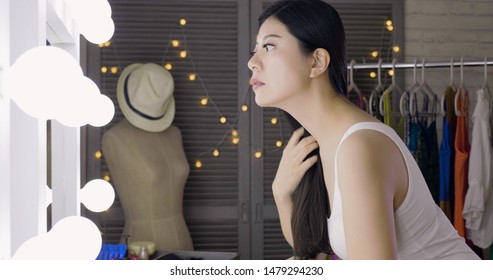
[250,78,265,90]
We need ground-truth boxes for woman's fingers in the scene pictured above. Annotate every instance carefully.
[273,127,320,197]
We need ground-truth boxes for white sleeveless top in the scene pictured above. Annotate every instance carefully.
[327,122,480,260]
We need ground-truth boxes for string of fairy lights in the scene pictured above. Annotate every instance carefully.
[94,16,398,178]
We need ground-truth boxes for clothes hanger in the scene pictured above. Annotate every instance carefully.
[347,59,362,99]
[440,57,455,116]
[454,57,466,116]
[379,58,403,117]
[368,59,383,116]
[400,59,418,116]
[419,58,438,117]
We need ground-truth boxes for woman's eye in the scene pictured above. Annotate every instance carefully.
[263,44,274,52]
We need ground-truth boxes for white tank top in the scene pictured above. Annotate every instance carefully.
[327,122,480,259]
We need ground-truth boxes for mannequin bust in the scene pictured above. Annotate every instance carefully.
[102,119,193,251]
[101,63,193,251]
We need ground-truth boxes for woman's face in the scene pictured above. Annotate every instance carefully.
[248,17,313,108]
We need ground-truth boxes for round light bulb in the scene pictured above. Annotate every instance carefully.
[94,150,102,159]
[200,98,208,106]
[110,66,118,74]
[80,179,115,212]
[212,149,220,157]
[371,51,379,58]
[180,19,187,26]
[387,25,394,31]
[255,152,262,158]
[388,69,394,76]
[271,117,278,125]
[101,66,107,73]
[241,105,248,111]
[386,19,393,26]
[220,116,227,124]
[103,174,110,181]
[231,129,238,137]
[164,63,172,70]
[232,137,240,144]
[195,160,202,168]
[12,216,102,260]
[171,40,180,47]
[189,73,196,81]
[275,140,283,147]
[180,50,187,58]
[392,45,400,53]
[104,41,111,47]
[370,71,377,78]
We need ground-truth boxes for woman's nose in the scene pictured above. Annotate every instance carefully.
[248,54,260,72]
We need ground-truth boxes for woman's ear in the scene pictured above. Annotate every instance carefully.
[310,48,330,78]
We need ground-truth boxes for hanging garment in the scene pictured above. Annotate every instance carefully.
[439,86,457,221]
[383,90,405,139]
[368,89,384,122]
[401,91,412,146]
[463,88,493,249]
[439,115,453,220]
[420,118,440,205]
[356,90,367,111]
[454,87,470,239]
[328,122,480,259]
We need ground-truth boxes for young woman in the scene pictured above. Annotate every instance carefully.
[248,0,480,260]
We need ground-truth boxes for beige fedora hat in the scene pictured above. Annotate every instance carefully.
[117,63,175,132]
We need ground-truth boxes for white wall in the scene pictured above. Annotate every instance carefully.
[404,0,493,137]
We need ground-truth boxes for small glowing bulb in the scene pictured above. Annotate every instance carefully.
[200,98,208,106]
[171,40,180,47]
[232,130,238,137]
[241,105,248,111]
[275,140,283,147]
[370,71,377,78]
[180,19,187,26]
[180,50,187,58]
[387,25,394,31]
[98,43,104,48]
[212,148,220,157]
[189,73,196,81]
[195,160,202,168]
[232,137,240,144]
[104,41,111,47]
[271,117,278,125]
[110,67,118,74]
[388,69,394,76]
[392,45,400,53]
[94,150,102,159]
[164,63,172,70]
[255,151,262,158]
[386,19,393,26]
[103,174,110,181]
[220,116,227,124]
[371,51,379,58]
[101,66,108,73]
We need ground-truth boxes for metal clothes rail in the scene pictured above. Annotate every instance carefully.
[348,58,493,70]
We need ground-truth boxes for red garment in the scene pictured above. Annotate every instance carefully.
[454,87,469,238]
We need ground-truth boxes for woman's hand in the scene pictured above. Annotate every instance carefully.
[272,127,319,199]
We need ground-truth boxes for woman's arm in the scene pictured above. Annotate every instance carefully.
[336,130,406,259]
[272,127,319,247]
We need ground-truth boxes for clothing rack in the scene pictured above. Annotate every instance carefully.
[349,59,493,70]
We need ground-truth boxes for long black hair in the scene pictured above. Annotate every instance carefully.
[259,0,347,259]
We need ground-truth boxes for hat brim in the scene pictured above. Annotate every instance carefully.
[116,63,175,133]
